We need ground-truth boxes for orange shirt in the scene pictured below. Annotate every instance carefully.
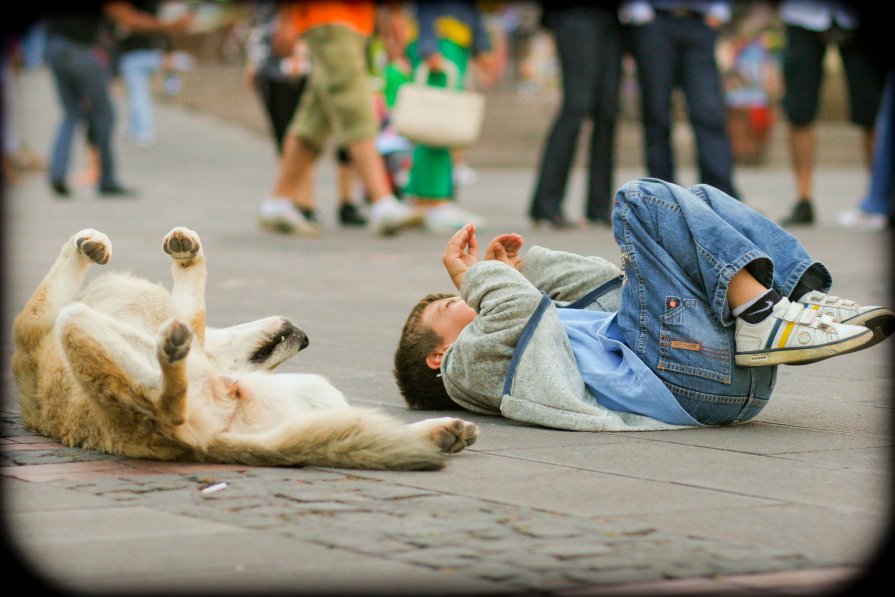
[293,1,376,36]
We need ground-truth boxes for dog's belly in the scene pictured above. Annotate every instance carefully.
[78,273,175,330]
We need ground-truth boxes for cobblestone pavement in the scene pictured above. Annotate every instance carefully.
[1,414,861,595]
[3,65,891,596]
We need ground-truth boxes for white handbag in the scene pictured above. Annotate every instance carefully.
[392,62,485,148]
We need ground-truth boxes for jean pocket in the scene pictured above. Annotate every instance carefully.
[658,296,731,384]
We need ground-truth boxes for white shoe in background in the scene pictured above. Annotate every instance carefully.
[368,195,424,236]
[836,209,888,233]
[424,203,484,233]
[258,198,321,236]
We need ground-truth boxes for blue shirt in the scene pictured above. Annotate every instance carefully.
[558,308,701,426]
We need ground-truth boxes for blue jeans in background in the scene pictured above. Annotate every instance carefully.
[44,33,119,189]
[119,49,164,145]
[612,178,832,424]
[859,71,894,217]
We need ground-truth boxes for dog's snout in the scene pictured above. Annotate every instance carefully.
[283,321,309,351]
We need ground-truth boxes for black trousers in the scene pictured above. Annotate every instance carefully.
[254,73,306,154]
[528,5,622,223]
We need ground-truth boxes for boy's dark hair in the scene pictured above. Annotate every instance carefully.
[393,292,462,410]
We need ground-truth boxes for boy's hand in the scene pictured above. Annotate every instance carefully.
[442,223,479,289]
[485,233,523,271]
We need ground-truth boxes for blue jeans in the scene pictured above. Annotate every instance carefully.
[119,49,164,143]
[612,178,832,424]
[859,70,894,216]
[44,33,118,188]
[626,15,738,198]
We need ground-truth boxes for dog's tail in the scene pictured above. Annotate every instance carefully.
[200,407,447,470]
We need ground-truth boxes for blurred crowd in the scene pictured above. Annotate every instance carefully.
[2,1,891,235]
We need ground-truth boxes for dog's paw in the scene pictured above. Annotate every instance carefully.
[159,319,192,364]
[163,227,201,262]
[73,229,111,265]
[415,417,479,454]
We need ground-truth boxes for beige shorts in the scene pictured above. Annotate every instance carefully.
[288,25,378,149]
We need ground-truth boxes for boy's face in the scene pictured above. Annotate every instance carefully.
[422,296,477,352]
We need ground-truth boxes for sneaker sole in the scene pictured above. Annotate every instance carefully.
[259,218,322,236]
[842,308,895,349]
[736,327,875,367]
[371,212,424,237]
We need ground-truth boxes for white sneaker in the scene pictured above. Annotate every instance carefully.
[368,195,423,236]
[836,209,888,233]
[258,199,321,236]
[735,297,874,367]
[453,163,478,186]
[424,203,485,233]
[797,291,895,346]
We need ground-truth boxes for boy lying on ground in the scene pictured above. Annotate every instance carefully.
[394,178,894,430]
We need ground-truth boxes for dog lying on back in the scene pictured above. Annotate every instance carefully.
[11,227,477,470]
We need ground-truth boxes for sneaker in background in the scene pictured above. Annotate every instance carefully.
[424,203,484,233]
[453,163,478,186]
[338,202,367,226]
[735,296,874,366]
[836,209,888,233]
[780,200,814,226]
[259,198,321,236]
[368,195,423,236]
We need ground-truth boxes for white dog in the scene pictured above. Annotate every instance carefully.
[11,227,478,470]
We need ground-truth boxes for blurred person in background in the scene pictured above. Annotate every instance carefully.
[42,1,191,198]
[528,1,623,230]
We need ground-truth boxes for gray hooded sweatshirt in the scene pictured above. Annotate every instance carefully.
[440,246,691,431]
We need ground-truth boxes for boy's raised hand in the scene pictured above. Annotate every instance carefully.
[443,223,479,289]
[485,233,524,271]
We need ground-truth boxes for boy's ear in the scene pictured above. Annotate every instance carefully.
[425,348,444,371]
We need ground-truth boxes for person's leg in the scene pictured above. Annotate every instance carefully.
[334,146,367,226]
[303,25,421,235]
[859,71,894,216]
[627,16,677,183]
[119,49,161,145]
[689,181,894,340]
[64,39,122,193]
[44,35,82,195]
[612,178,773,423]
[584,8,622,225]
[259,132,321,235]
[837,70,893,231]
[678,18,738,198]
[788,125,815,201]
[611,178,876,424]
[258,33,329,236]
[269,76,306,154]
[837,31,884,172]
[528,6,601,226]
[781,25,825,225]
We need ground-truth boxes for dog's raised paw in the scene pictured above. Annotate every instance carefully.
[159,319,192,363]
[424,417,479,454]
[75,229,111,265]
[163,227,201,262]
